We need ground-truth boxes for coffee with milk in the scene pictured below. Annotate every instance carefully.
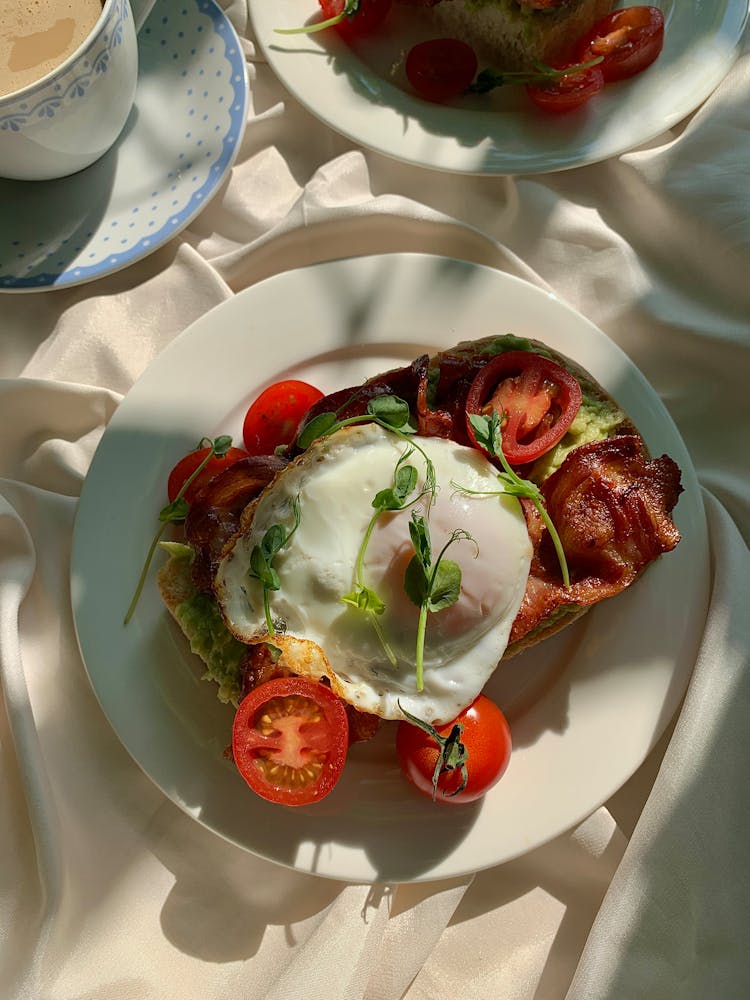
[0,0,104,99]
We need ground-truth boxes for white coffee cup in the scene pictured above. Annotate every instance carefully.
[0,0,157,181]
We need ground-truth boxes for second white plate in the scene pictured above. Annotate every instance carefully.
[250,0,748,174]
[71,254,709,883]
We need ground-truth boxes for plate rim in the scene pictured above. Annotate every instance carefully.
[71,252,709,882]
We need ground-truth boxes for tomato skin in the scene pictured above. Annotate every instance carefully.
[167,446,249,504]
[406,39,478,103]
[232,676,349,807]
[576,6,665,83]
[318,0,392,40]
[526,64,605,113]
[242,379,324,456]
[397,695,512,804]
[466,350,582,465]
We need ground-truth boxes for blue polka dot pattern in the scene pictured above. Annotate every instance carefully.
[0,0,247,290]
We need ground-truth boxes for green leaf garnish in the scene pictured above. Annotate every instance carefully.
[340,448,424,666]
[124,434,231,625]
[247,495,302,635]
[468,56,604,95]
[296,395,437,503]
[296,394,415,447]
[403,511,476,692]
[398,702,469,800]
[296,411,338,450]
[460,411,570,587]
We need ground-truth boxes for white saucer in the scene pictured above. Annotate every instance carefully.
[0,0,248,291]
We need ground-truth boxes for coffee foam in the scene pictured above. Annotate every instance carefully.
[0,0,104,99]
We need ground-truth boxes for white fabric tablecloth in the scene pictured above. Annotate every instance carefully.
[1,3,749,998]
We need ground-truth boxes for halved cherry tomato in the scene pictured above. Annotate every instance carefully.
[232,676,349,806]
[526,63,605,113]
[242,379,324,456]
[406,39,478,103]
[167,445,249,503]
[466,350,582,465]
[576,6,665,83]
[396,695,512,804]
[319,0,392,41]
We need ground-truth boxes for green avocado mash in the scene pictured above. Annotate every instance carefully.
[528,395,625,484]
[169,561,246,706]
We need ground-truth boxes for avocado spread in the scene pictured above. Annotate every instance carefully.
[173,582,246,706]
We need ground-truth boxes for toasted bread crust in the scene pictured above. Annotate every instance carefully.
[158,556,194,621]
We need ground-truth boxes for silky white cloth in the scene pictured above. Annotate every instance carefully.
[1,3,749,998]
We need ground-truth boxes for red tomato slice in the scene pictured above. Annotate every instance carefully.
[232,676,349,806]
[526,63,605,113]
[167,445,249,504]
[396,695,512,804]
[242,379,324,456]
[406,39,478,103]
[466,350,582,465]
[576,6,665,83]
[318,0,392,40]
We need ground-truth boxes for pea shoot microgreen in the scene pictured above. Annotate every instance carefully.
[458,411,571,587]
[341,448,427,666]
[275,0,361,36]
[247,495,302,635]
[403,511,477,692]
[124,434,233,625]
[467,56,604,95]
[297,394,414,448]
[297,394,437,504]
[398,702,469,800]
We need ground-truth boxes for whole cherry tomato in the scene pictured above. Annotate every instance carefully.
[406,38,478,103]
[167,445,249,504]
[465,350,582,466]
[242,379,324,456]
[396,695,512,804]
[232,676,349,806]
[318,0,392,41]
[576,6,665,83]
[526,63,605,113]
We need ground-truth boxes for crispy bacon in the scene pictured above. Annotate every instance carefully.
[395,0,570,6]
[509,435,682,645]
[185,455,287,592]
[295,354,429,438]
[297,350,488,446]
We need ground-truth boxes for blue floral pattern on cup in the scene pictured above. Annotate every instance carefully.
[0,0,128,132]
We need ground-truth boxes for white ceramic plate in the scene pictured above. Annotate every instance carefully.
[0,0,247,291]
[250,0,748,174]
[71,254,708,883]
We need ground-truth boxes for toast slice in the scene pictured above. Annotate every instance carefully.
[412,0,614,72]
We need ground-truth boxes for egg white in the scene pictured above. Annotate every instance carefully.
[215,423,532,724]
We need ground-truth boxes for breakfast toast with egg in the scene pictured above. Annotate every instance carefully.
[157,333,682,724]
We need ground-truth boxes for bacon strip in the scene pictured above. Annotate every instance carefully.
[297,350,487,446]
[509,435,682,645]
[184,455,287,592]
[295,354,430,435]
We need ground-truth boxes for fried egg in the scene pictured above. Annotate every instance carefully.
[215,423,532,724]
